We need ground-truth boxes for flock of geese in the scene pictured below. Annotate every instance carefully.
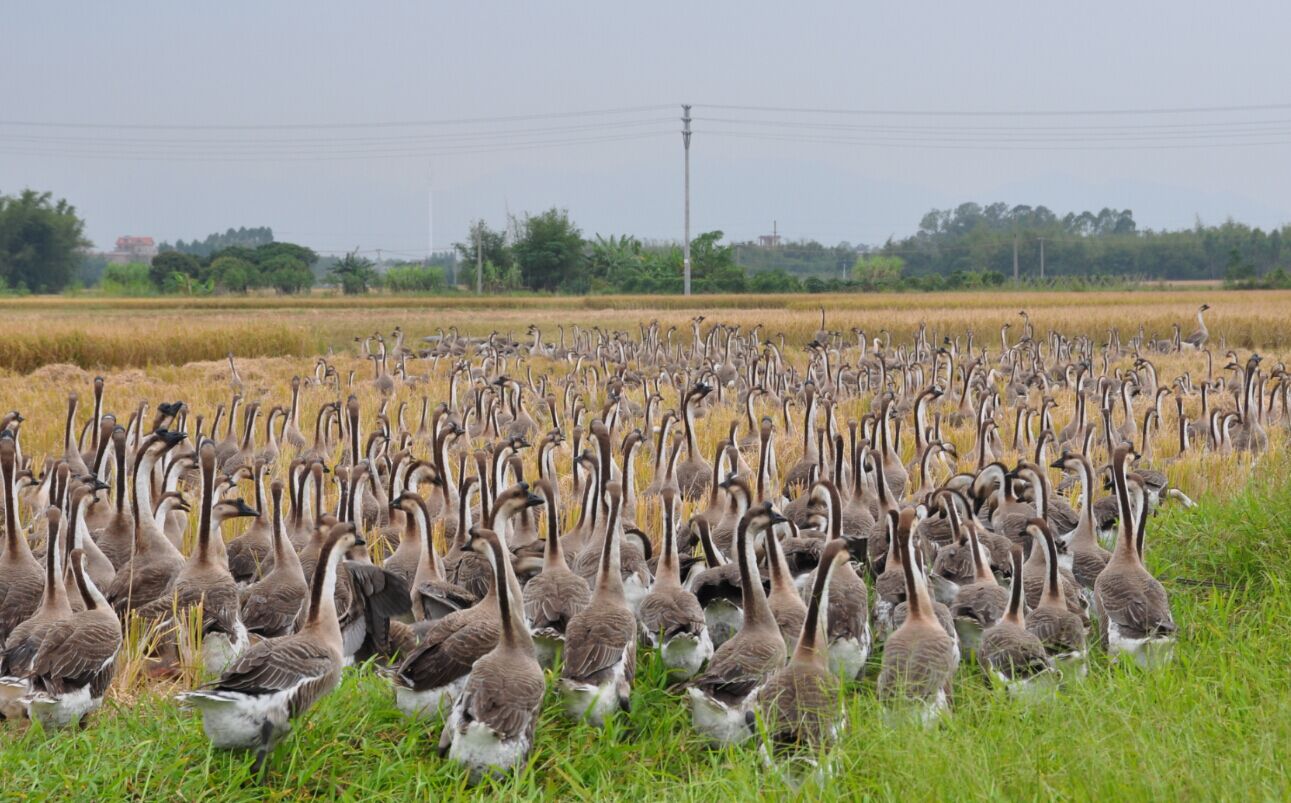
[0,303,1282,780]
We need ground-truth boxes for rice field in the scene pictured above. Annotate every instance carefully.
[1,291,1289,800]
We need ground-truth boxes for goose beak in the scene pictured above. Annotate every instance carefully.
[768,509,789,526]
[352,534,366,548]
[235,499,259,517]
[524,492,545,509]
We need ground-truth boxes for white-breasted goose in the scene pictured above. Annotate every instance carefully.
[1095,445,1176,667]
[1052,451,1111,595]
[21,548,122,729]
[523,478,590,669]
[227,460,274,584]
[755,538,849,753]
[639,487,712,679]
[686,504,788,745]
[878,502,957,726]
[178,524,361,780]
[398,491,477,626]
[560,481,638,726]
[240,480,308,639]
[437,528,544,780]
[947,493,1009,651]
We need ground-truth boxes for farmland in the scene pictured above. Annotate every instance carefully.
[1,291,1289,800]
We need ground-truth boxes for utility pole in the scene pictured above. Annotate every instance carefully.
[1012,235,1019,282]
[681,104,692,296]
[476,222,483,294]
[1038,237,1046,280]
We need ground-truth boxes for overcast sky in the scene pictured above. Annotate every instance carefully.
[4,2,1288,255]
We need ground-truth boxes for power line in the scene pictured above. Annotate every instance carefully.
[699,100,1291,118]
[0,104,677,131]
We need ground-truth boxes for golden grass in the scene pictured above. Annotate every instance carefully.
[4,289,1291,372]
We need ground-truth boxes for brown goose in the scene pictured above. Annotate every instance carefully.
[877,501,957,727]
[106,429,189,614]
[1095,445,1176,667]
[755,538,848,753]
[21,549,122,729]
[675,383,715,499]
[0,435,43,652]
[978,545,1055,695]
[398,491,476,626]
[1023,518,1088,678]
[687,504,788,745]
[65,482,115,598]
[437,528,544,780]
[1052,452,1111,597]
[240,480,308,639]
[387,488,545,719]
[639,487,712,678]
[523,478,590,669]
[89,427,133,569]
[136,442,257,673]
[947,494,1009,651]
[226,460,274,584]
[178,524,360,780]
[560,481,638,725]
[1,507,71,718]
[797,480,870,680]
[764,513,808,653]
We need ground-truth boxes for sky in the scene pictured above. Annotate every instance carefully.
[3,2,1289,255]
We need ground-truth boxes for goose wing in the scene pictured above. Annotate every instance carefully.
[28,615,121,695]
[562,607,636,684]
[460,655,545,740]
[396,611,498,691]
[240,579,307,637]
[204,636,333,695]
[692,635,784,703]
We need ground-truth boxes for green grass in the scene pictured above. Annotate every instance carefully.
[4,463,1290,801]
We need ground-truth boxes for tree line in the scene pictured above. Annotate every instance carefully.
[6,188,1291,295]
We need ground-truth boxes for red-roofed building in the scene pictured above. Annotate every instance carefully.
[108,236,158,263]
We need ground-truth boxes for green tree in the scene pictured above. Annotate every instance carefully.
[852,254,905,289]
[328,251,377,294]
[210,255,256,293]
[512,208,585,292]
[149,250,203,290]
[453,220,512,287]
[0,189,89,292]
[689,231,745,293]
[261,255,314,294]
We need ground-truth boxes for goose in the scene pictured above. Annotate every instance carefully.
[764,517,808,653]
[1052,452,1111,596]
[638,487,712,679]
[877,502,957,727]
[754,538,848,754]
[1095,445,1176,667]
[686,504,788,745]
[136,441,257,673]
[675,383,715,499]
[240,480,308,639]
[177,523,360,780]
[65,481,115,597]
[20,549,122,730]
[437,528,544,780]
[1,507,71,718]
[106,429,189,614]
[796,480,870,680]
[398,491,477,626]
[1181,303,1210,350]
[226,460,274,584]
[389,487,543,719]
[282,376,308,451]
[523,478,591,668]
[978,546,1055,695]
[685,514,750,649]
[947,496,1009,651]
[560,481,638,726]
[0,435,43,651]
[1023,518,1088,679]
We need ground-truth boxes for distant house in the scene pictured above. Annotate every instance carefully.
[757,233,782,248]
[108,236,158,264]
